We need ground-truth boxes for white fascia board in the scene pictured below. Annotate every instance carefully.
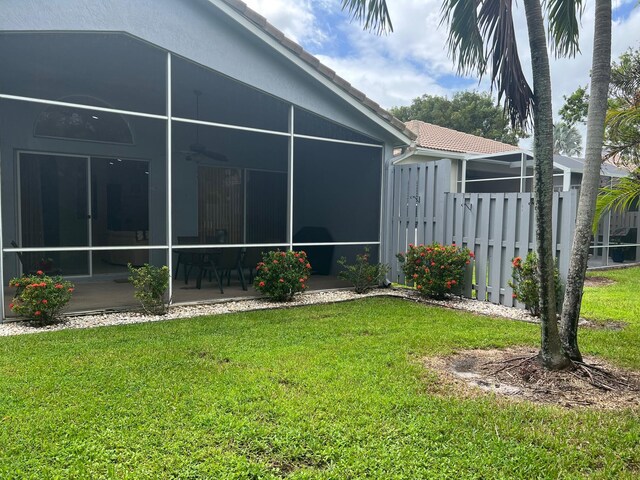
[392,147,466,165]
[391,150,417,165]
[464,150,532,161]
[553,162,571,173]
[209,0,413,147]
[601,170,629,179]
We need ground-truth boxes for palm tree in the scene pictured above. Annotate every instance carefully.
[560,0,611,362]
[342,0,582,369]
[344,0,615,369]
[553,122,582,156]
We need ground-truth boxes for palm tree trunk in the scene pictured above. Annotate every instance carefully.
[523,0,571,370]
[560,0,612,361]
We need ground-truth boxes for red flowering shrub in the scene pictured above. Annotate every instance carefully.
[397,243,473,299]
[254,250,311,301]
[9,271,74,323]
[508,251,563,316]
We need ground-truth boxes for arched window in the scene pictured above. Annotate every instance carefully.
[34,96,134,144]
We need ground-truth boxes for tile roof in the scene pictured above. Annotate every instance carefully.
[218,0,416,142]
[405,120,521,155]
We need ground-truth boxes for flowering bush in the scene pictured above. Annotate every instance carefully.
[337,247,388,294]
[397,243,473,299]
[508,251,563,317]
[254,250,311,301]
[128,264,170,315]
[9,271,74,323]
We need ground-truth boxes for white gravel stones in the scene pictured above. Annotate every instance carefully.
[0,288,537,337]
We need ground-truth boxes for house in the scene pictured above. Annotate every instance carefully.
[394,120,628,193]
[0,0,415,318]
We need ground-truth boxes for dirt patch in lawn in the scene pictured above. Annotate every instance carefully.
[423,347,640,410]
[579,319,627,330]
[584,276,616,287]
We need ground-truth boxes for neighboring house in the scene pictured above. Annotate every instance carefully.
[386,120,637,299]
[0,0,415,318]
[394,120,627,193]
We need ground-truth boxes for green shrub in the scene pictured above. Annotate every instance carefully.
[508,251,563,316]
[337,247,388,294]
[9,271,74,323]
[254,250,311,301]
[128,264,170,315]
[397,243,473,299]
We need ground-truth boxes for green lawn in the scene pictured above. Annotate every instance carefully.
[0,274,639,478]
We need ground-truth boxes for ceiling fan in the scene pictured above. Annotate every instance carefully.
[177,90,228,163]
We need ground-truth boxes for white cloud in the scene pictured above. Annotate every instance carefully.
[316,53,449,108]
[242,0,327,45]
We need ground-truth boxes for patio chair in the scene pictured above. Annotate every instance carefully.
[193,249,224,292]
[240,247,263,284]
[174,236,199,283]
[210,247,246,292]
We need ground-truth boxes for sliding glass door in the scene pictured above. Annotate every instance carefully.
[18,152,150,277]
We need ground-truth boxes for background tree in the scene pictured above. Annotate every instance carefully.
[342,0,583,370]
[592,48,640,226]
[561,49,640,169]
[390,91,527,145]
[559,85,589,126]
[553,122,582,156]
[605,48,640,169]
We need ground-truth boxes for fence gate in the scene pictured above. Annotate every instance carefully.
[388,161,579,307]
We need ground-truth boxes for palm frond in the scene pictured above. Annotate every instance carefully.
[478,0,534,129]
[553,122,582,156]
[441,0,533,129]
[593,175,640,233]
[606,105,640,131]
[545,0,583,57]
[341,0,393,34]
[441,0,486,76]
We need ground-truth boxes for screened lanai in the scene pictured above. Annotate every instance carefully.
[0,31,387,318]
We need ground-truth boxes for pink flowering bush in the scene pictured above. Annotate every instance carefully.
[254,250,312,301]
[9,271,74,323]
[397,243,473,299]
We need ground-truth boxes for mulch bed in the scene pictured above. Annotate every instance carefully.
[423,347,640,410]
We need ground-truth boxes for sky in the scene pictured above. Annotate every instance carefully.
[243,0,640,149]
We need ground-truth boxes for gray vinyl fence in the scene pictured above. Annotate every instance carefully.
[388,161,579,307]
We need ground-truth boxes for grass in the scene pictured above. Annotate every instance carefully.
[583,267,640,323]
[0,279,639,478]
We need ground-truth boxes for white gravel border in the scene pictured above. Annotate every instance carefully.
[0,288,538,337]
